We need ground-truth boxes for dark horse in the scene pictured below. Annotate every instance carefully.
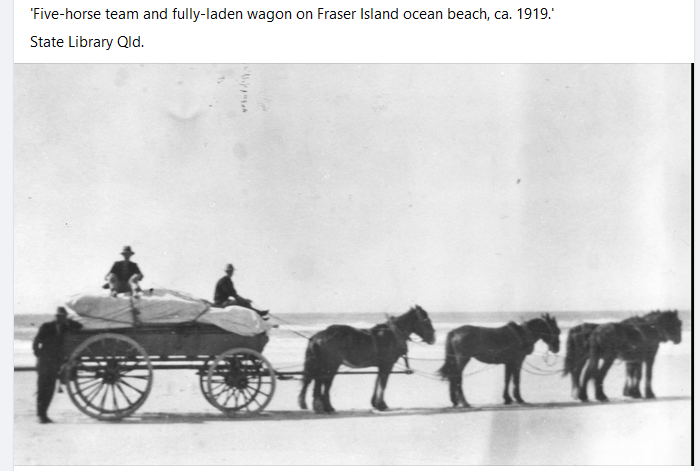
[562,322,601,399]
[438,314,560,407]
[576,310,682,402]
[298,305,435,413]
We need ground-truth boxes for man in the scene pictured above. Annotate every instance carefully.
[32,306,83,424]
[105,246,143,297]
[214,263,270,320]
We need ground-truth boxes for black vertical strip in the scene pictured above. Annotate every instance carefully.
[691,61,694,468]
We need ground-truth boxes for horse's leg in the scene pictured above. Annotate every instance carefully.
[571,358,586,400]
[321,371,338,413]
[623,363,642,398]
[371,366,392,411]
[632,363,643,398]
[579,356,598,402]
[298,374,311,410]
[643,355,656,399]
[622,363,633,397]
[512,362,525,404]
[594,356,614,402]
[503,364,513,405]
[312,376,325,413]
[454,357,470,408]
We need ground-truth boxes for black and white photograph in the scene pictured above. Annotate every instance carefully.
[13,63,691,465]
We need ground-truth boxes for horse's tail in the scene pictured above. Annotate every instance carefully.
[563,325,591,377]
[298,337,320,410]
[438,331,458,380]
[562,329,576,377]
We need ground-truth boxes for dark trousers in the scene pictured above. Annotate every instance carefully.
[36,358,61,419]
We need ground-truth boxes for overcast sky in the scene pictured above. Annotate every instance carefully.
[14,64,691,314]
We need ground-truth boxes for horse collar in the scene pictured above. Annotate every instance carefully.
[387,317,410,343]
[509,322,535,349]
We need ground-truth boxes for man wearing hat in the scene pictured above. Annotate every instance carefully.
[214,263,270,320]
[104,246,144,297]
[32,307,83,423]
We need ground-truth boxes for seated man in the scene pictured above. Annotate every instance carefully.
[214,263,269,320]
[104,246,143,297]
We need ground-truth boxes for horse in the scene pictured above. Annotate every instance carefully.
[298,305,436,413]
[438,313,560,407]
[562,322,600,399]
[563,318,673,399]
[577,310,682,402]
[563,316,672,399]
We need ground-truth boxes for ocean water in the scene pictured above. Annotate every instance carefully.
[14,309,691,369]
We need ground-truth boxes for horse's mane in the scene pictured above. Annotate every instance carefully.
[371,307,416,333]
[522,315,558,333]
[646,309,677,316]
[642,310,678,324]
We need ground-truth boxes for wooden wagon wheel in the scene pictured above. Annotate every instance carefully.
[65,333,153,420]
[205,348,276,415]
[198,357,215,400]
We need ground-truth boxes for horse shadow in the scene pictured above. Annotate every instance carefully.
[92,395,690,425]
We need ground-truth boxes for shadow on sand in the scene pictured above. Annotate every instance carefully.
[98,395,691,425]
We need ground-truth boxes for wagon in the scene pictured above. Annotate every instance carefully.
[61,322,276,420]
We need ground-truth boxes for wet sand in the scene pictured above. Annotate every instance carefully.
[13,338,691,465]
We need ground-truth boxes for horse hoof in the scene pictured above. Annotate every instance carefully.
[375,404,388,411]
[504,399,513,405]
[516,399,526,404]
[299,403,308,410]
[457,402,470,408]
[596,396,609,402]
[645,394,656,400]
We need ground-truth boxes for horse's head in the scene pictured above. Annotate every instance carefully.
[409,305,435,345]
[654,310,682,344]
[535,313,561,353]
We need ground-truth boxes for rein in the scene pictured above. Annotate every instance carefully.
[508,322,536,350]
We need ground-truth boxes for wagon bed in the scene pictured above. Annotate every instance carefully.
[62,322,275,420]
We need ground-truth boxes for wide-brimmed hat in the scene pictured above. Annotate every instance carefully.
[225,263,234,271]
[121,246,135,255]
[56,306,68,316]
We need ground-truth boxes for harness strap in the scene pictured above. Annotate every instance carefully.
[508,322,535,353]
[387,317,409,356]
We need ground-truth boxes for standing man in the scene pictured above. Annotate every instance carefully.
[32,306,83,424]
[214,263,270,320]
[105,245,144,297]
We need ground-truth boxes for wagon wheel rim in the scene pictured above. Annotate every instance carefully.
[206,348,276,415]
[65,333,153,421]
[199,357,214,402]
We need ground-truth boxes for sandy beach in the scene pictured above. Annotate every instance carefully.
[14,326,691,466]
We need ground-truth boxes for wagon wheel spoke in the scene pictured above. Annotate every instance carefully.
[205,348,276,416]
[116,377,147,395]
[66,333,153,420]
[76,378,104,397]
[238,388,254,411]
[114,381,135,407]
[98,383,110,411]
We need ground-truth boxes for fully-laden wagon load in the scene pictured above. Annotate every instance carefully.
[60,289,276,420]
[65,288,271,336]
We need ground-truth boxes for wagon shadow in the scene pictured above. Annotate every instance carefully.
[119,395,691,424]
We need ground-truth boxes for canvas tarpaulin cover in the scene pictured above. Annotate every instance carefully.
[64,289,271,336]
